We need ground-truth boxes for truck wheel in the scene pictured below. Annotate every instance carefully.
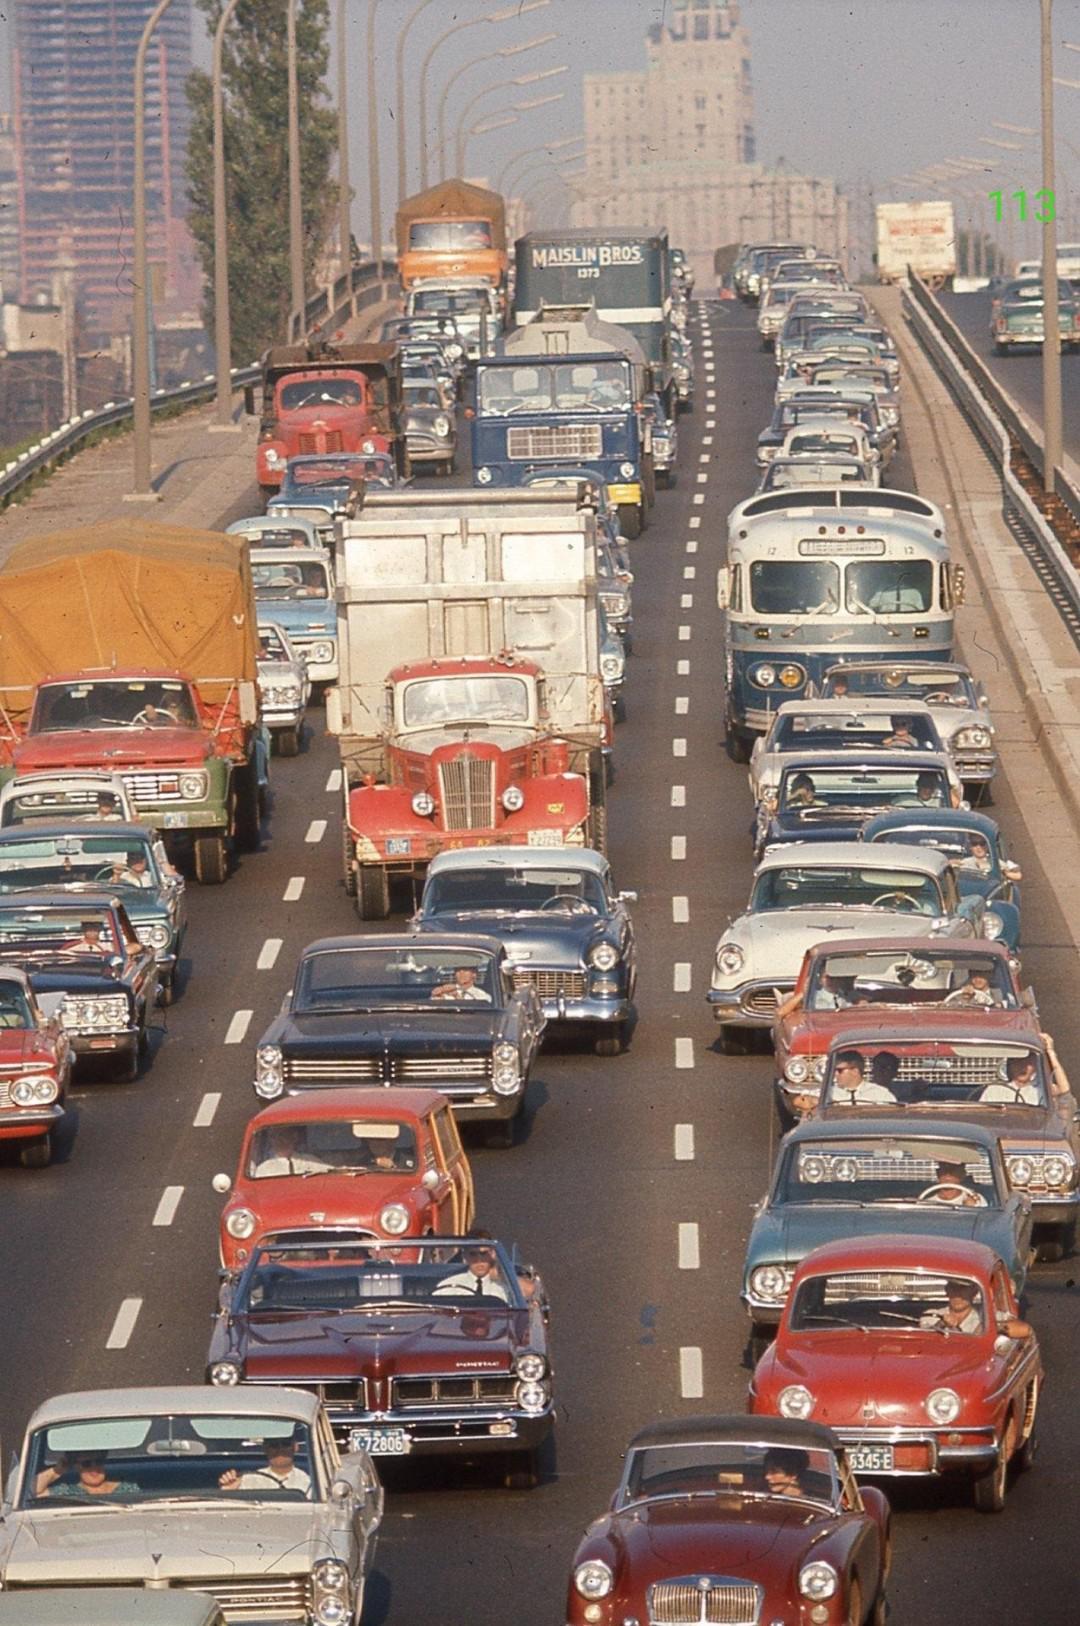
[618,504,642,540]
[194,835,229,885]
[158,971,175,1007]
[19,1133,52,1169]
[587,802,608,854]
[356,864,391,920]
[233,767,261,852]
[276,726,300,758]
[503,1447,539,1488]
[725,715,753,764]
[342,821,357,895]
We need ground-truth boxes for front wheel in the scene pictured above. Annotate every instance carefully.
[725,718,753,765]
[587,800,608,855]
[233,766,261,852]
[618,503,642,540]
[356,864,391,920]
[275,726,300,758]
[19,1133,52,1169]
[718,1023,753,1055]
[193,835,228,885]
[503,1447,539,1489]
[748,1323,773,1364]
[973,1441,1010,1512]
[594,1022,629,1057]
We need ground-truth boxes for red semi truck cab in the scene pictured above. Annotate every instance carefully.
[249,342,406,494]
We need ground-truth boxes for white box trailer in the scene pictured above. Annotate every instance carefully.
[876,201,956,289]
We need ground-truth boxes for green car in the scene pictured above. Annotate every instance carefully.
[992,280,1080,352]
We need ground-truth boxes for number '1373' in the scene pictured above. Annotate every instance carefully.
[989,189,1056,222]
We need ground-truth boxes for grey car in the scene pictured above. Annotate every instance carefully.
[0,1386,382,1626]
[818,661,997,792]
[257,620,310,758]
[402,381,456,475]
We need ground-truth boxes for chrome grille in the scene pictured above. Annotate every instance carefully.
[740,986,787,1017]
[197,1576,310,1622]
[244,1375,368,1407]
[506,423,603,460]
[0,1079,12,1106]
[284,1057,382,1082]
[121,772,184,804]
[298,430,344,453]
[283,1055,491,1085]
[438,755,496,832]
[397,1055,491,1081]
[392,1372,518,1407]
[512,969,587,999]
[648,1578,761,1625]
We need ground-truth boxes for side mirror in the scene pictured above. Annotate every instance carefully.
[617,889,639,904]
[994,1333,1013,1357]
[1020,985,1037,1010]
[421,1168,440,1192]
[211,1172,231,1195]
[716,572,730,610]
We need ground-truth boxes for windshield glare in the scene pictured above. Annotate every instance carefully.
[295,946,496,1010]
[624,1442,838,1507]
[752,865,941,915]
[426,867,605,915]
[401,675,531,727]
[790,1271,986,1334]
[247,1118,418,1178]
[846,561,933,615]
[32,681,197,734]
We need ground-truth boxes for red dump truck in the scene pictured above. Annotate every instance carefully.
[248,341,407,493]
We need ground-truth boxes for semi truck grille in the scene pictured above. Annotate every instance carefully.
[506,424,603,460]
[647,1578,762,1625]
[438,755,496,831]
[392,1373,518,1407]
[298,430,344,453]
[511,969,586,999]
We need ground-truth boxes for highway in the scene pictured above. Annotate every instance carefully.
[941,288,1080,453]
[2,298,1080,1626]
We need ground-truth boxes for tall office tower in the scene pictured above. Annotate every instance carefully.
[11,0,194,336]
[0,116,19,302]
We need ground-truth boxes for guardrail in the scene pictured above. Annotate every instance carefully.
[903,271,1080,642]
[0,259,397,510]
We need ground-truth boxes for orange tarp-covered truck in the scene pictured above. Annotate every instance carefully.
[395,179,507,297]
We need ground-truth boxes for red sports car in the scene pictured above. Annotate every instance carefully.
[0,965,71,1168]
[566,1415,889,1625]
[750,1235,1042,1512]
[213,1087,475,1269]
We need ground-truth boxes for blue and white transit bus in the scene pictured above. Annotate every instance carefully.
[717,487,964,761]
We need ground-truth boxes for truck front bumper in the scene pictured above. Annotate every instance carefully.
[606,482,643,507]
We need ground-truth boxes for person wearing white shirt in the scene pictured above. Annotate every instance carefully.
[828,1051,896,1105]
[430,966,492,1003]
[434,1242,509,1302]
[219,1439,311,1495]
[979,1054,1041,1105]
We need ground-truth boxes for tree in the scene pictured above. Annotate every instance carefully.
[186,0,338,365]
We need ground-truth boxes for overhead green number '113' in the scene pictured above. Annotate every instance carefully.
[989,189,1056,222]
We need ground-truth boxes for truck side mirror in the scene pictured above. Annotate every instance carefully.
[324,687,343,736]
[243,385,256,416]
[238,681,258,725]
[716,573,729,610]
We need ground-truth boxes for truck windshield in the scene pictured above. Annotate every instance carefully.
[478,361,630,413]
[749,561,839,614]
[32,680,198,733]
[413,289,490,315]
[401,675,531,727]
[846,561,933,615]
[278,376,364,411]
[409,220,492,250]
[252,561,330,600]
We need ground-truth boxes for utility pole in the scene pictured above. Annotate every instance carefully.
[367,0,383,278]
[337,0,352,303]
[287,0,305,334]
[211,0,241,429]
[127,0,173,501]
[1041,0,1063,494]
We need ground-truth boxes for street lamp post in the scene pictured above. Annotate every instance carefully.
[457,94,563,177]
[366,0,382,278]
[433,35,557,183]
[211,0,241,431]
[395,0,437,203]
[454,79,567,176]
[127,0,173,501]
[337,0,351,297]
[286,0,305,331]
[496,134,583,195]
[1040,0,1063,494]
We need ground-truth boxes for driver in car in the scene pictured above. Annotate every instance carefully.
[919,1278,983,1333]
[430,965,492,1003]
[925,1158,983,1206]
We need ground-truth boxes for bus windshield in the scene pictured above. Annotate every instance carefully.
[750,560,839,615]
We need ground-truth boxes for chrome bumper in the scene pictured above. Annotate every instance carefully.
[708,981,794,1027]
[325,1406,552,1455]
[834,1425,998,1474]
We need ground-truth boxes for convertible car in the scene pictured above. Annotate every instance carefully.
[863,808,1022,952]
[0,965,71,1168]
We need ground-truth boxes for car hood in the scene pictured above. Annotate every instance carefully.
[415,911,603,965]
[15,730,208,771]
[722,910,951,984]
[236,1307,526,1376]
[259,660,307,686]
[0,1505,326,1582]
[255,602,335,634]
[751,1201,1013,1269]
[818,1103,1055,1140]
[270,1010,496,1055]
[762,1332,997,1426]
[599,1496,833,1581]
[235,1171,424,1228]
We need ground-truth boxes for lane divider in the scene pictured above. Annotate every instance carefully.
[257,938,283,971]
[671,836,687,860]
[325,769,342,793]
[672,896,690,923]
[305,819,327,843]
[193,1092,221,1128]
[283,876,305,901]
[674,1123,695,1160]
[680,1346,704,1399]
[671,784,686,806]
[678,1222,701,1269]
[106,1297,143,1351]
[674,962,692,992]
[224,1010,253,1045]
[152,1186,184,1227]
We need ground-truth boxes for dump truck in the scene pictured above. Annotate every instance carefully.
[247,341,407,493]
[875,201,956,290]
[0,521,266,885]
[326,489,608,918]
[395,178,508,301]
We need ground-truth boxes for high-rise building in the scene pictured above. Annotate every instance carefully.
[0,116,19,303]
[11,0,195,336]
[574,0,846,282]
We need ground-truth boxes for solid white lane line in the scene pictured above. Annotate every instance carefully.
[686,539,698,554]
[674,1122,695,1159]
[153,1186,184,1227]
[106,1298,143,1351]
[672,895,689,923]
[679,1222,701,1270]
[680,1346,704,1399]
[325,769,343,793]
[257,938,283,971]
[681,593,693,608]
[675,695,689,713]
[671,835,686,861]
[671,784,686,806]
[679,624,692,639]
[684,565,696,579]
[674,962,692,992]
[305,819,327,843]
[224,1010,252,1045]
[193,1092,221,1128]
[689,515,701,528]
[677,659,690,675]
[283,876,305,902]
[673,737,687,756]
[675,1036,694,1068]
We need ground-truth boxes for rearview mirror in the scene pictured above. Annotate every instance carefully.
[618,889,638,904]
[421,1169,440,1191]
[211,1173,231,1195]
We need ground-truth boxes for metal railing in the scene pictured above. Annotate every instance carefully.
[0,260,397,510]
[903,271,1080,642]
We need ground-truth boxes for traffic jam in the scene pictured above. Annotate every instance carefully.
[0,187,1068,1626]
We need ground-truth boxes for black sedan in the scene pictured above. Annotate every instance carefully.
[254,934,544,1147]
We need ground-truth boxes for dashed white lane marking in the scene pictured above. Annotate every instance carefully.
[673,737,687,756]
[677,659,690,675]
[257,938,283,971]
[681,593,693,608]
[674,1122,695,1159]
[705,418,716,429]
[325,769,342,793]
[702,434,714,445]
[684,567,696,582]
[675,695,689,713]
[672,895,690,923]
[706,388,716,399]
[686,539,698,554]
[674,962,692,992]
[153,1186,184,1227]
[679,1222,701,1270]
[283,876,305,902]
[693,494,705,505]
[106,1298,143,1350]
[224,1009,253,1045]
[689,515,701,528]
[671,835,686,860]
[675,1036,694,1068]
[696,472,708,484]
[680,1346,704,1398]
[671,784,686,806]
[698,452,710,463]
[305,819,327,843]
[678,624,692,639]
[194,1092,221,1128]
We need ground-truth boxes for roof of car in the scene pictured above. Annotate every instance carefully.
[0,889,122,912]
[801,935,1013,961]
[300,932,504,956]
[27,1386,321,1429]
[864,808,1001,838]
[791,1235,1000,1280]
[426,846,607,876]
[628,1414,839,1452]
[247,1087,449,1125]
[769,698,936,719]
[0,821,153,844]
[784,1115,1002,1151]
[822,1012,1043,1048]
[756,842,950,877]
[775,748,949,773]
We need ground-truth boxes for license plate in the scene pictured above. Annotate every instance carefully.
[349,1427,412,1456]
[848,1445,894,1473]
[164,812,187,829]
[526,828,562,845]
[385,838,411,855]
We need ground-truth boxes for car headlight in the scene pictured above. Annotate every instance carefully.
[263,448,285,467]
[982,910,1005,940]
[601,592,629,618]
[589,941,619,972]
[310,640,334,664]
[180,772,208,800]
[501,785,525,812]
[434,414,451,437]
[778,664,803,688]
[379,1203,410,1235]
[783,1055,824,1086]
[799,1562,838,1602]
[619,460,636,479]
[265,684,301,706]
[779,1384,815,1419]
[314,1559,350,1593]
[1042,1153,1073,1188]
[715,942,745,976]
[411,790,436,817]
[476,465,493,483]
[225,1208,257,1239]
[601,652,623,682]
[136,923,172,952]
[492,1040,521,1095]
[926,1387,961,1424]
[515,1379,549,1413]
[574,1561,614,1600]
[753,663,777,687]
[515,1352,547,1381]
[313,1598,349,1626]
[61,995,129,1030]
[955,725,992,750]
[209,1360,242,1386]
[11,1075,58,1105]
[1007,1154,1034,1186]
[750,1264,789,1301]
[254,1044,284,1100]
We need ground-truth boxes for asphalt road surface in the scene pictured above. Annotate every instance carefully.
[2,300,1078,1625]
[941,287,1080,456]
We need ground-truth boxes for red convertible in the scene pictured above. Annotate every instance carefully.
[566,1415,889,1625]
[750,1236,1042,1512]
[772,939,1033,1125]
[212,1088,475,1269]
[0,966,71,1168]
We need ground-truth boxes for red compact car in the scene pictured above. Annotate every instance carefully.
[567,1415,889,1625]
[0,965,71,1168]
[750,1235,1042,1512]
[214,1087,474,1269]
